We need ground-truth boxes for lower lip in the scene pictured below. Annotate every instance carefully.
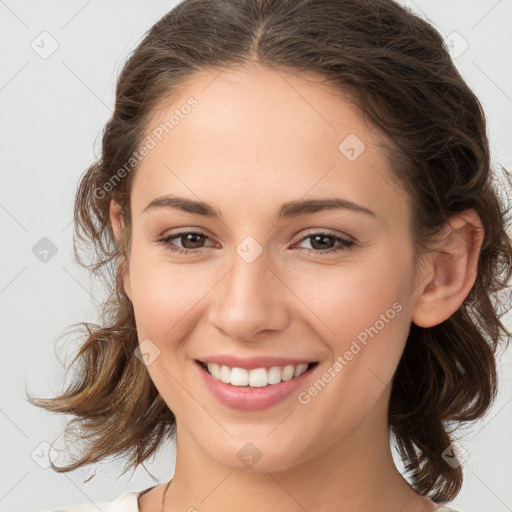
[195,360,319,411]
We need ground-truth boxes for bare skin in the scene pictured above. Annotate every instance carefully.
[110,64,484,512]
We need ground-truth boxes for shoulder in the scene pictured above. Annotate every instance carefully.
[40,490,144,512]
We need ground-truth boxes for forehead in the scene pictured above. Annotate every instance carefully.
[130,65,408,223]
[146,64,374,154]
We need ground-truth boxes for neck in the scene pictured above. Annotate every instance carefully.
[162,393,436,512]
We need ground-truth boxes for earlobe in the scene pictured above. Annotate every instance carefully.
[109,199,132,301]
[411,210,484,328]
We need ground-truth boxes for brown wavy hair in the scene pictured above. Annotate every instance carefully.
[27,0,512,502]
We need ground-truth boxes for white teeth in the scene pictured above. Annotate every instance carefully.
[282,365,295,381]
[268,366,282,385]
[248,368,267,387]
[230,367,249,386]
[219,364,231,384]
[205,362,310,387]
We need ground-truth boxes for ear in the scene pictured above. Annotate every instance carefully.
[411,209,484,328]
[109,199,132,301]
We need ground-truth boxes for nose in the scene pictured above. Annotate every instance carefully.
[207,249,290,342]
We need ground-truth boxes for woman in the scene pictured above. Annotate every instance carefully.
[30,0,512,511]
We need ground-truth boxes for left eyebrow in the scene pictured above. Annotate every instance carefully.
[277,197,376,219]
[142,194,377,219]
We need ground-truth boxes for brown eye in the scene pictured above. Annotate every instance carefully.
[157,231,214,254]
[175,232,207,249]
[295,232,355,255]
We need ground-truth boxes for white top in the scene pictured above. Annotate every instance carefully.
[43,488,462,512]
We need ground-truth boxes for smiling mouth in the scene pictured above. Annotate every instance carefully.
[196,360,319,388]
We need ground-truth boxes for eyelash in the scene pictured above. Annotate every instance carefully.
[156,230,355,256]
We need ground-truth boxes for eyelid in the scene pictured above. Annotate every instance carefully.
[161,227,215,241]
[157,229,219,254]
[294,228,354,243]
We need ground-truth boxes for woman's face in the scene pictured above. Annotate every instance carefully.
[115,65,425,472]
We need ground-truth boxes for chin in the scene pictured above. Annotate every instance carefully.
[203,437,309,474]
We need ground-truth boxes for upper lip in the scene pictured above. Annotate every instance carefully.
[196,355,317,370]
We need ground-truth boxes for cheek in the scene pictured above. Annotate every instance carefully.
[289,250,413,392]
[130,267,191,329]
[128,245,218,343]
[291,253,411,342]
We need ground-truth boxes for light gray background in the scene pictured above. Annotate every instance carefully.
[1,1,511,511]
